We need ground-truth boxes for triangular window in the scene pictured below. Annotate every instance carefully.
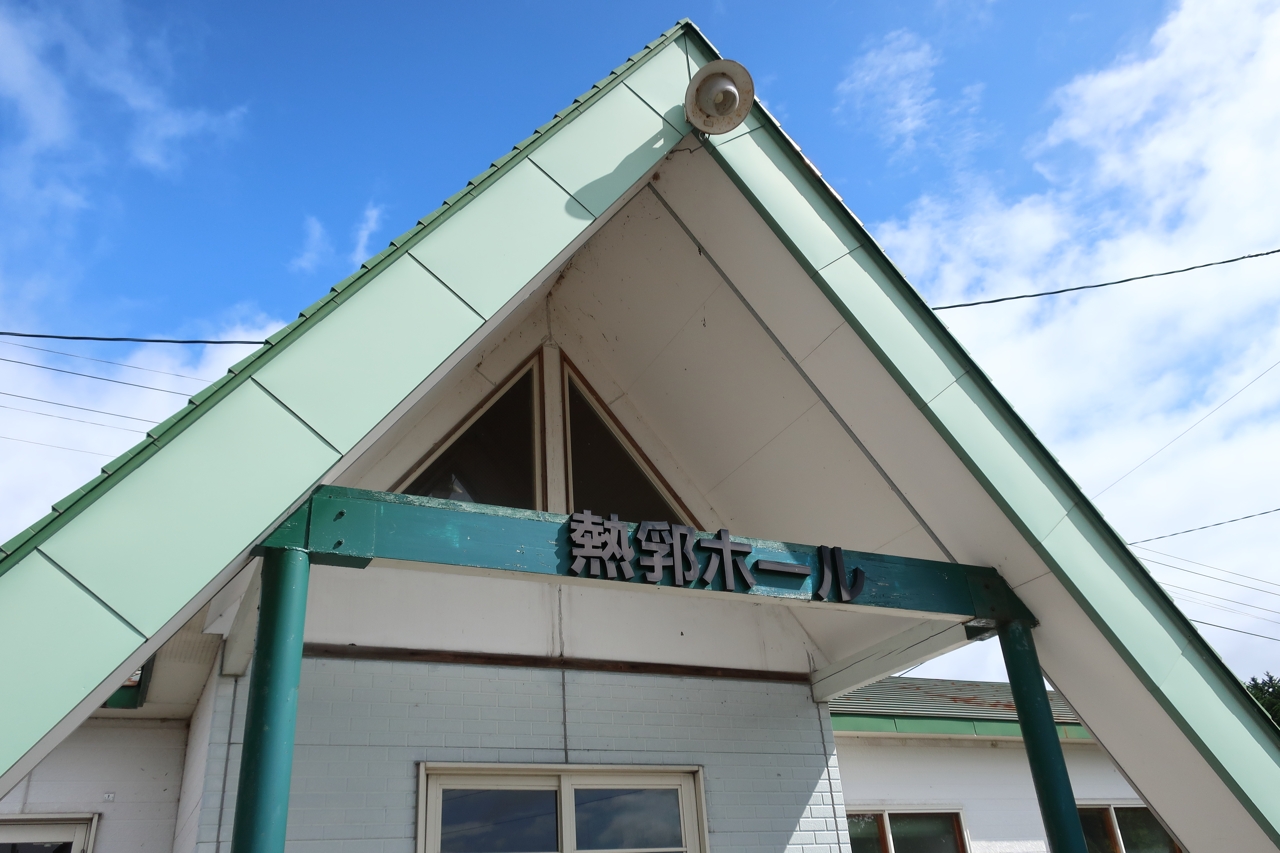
[404,364,540,511]
[564,367,686,526]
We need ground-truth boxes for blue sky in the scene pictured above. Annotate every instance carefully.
[3,0,1280,681]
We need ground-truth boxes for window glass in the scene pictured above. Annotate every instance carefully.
[887,813,965,853]
[440,788,559,853]
[567,380,681,524]
[573,788,683,850]
[408,370,537,510]
[847,813,888,853]
[1077,808,1119,853]
[1115,808,1178,853]
[0,822,89,853]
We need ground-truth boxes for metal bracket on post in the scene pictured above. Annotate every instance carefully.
[999,618,1088,853]
[229,546,311,853]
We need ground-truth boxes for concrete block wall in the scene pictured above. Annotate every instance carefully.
[0,719,187,853]
[197,657,849,853]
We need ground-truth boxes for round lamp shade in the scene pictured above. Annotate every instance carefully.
[684,59,754,135]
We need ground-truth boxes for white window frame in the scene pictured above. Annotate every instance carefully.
[0,814,99,853]
[845,807,971,853]
[416,763,708,853]
[559,357,695,527]
[394,352,546,510]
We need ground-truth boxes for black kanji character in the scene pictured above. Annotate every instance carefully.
[569,510,608,577]
[601,514,635,580]
[670,524,699,586]
[698,529,755,591]
[636,521,673,583]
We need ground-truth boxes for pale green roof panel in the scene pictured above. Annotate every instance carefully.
[40,382,338,636]
[622,37,694,134]
[0,551,141,777]
[254,255,483,452]
[408,159,593,319]
[529,83,681,217]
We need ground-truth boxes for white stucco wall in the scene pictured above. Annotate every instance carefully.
[197,657,850,853]
[0,718,187,853]
[836,734,1139,853]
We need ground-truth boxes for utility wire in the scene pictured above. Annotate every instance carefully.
[0,391,158,424]
[1190,620,1280,642]
[1093,354,1280,498]
[1129,506,1280,544]
[1170,594,1280,628]
[1141,557,1280,598]
[0,404,147,433]
[1132,544,1280,589]
[0,331,264,345]
[1159,581,1280,617]
[1,340,210,382]
[0,435,115,456]
[0,356,193,396]
[933,247,1280,310]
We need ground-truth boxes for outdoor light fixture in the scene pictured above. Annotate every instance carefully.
[684,59,754,134]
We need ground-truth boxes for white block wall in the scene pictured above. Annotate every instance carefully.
[836,735,1138,853]
[196,658,850,853]
[0,719,187,853]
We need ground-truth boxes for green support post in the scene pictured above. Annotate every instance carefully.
[999,619,1088,853]
[230,547,311,853]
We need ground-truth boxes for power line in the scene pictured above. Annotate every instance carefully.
[932,247,1280,310]
[1159,581,1280,617]
[0,331,264,345]
[1093,354,1280,498]
[1170,594,1280,628]
[0,391,158,424]
[1132,544,1280,589]
[1144,557,1280,598]
[0,356,193,396]
[1,340,210,382]
[1129,506,1280,544]
[0,404,146,433]
[0,434,115,456]
[1190,620,1280,642]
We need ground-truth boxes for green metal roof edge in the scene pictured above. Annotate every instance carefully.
[830,713,1093,740]
[0,18,698,577]
[695,84,1280,841]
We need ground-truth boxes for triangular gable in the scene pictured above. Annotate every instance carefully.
[0,19,1277,851]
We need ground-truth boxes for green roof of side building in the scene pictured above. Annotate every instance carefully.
[0,18,1277,850]
[829,676,1093,741]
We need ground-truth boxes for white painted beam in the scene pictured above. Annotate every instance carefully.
[221,562,261,677]
[541,344,567,514]
[811,619,970,701]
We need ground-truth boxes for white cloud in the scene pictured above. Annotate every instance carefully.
[890,0,1280,681]
[836,30,940,151]
[0,0,245,226]
[289,216,332,273]
[349,203,384,267]
[0,10,72,151]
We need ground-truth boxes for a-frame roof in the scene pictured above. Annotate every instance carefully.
[1,19,1278,851]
